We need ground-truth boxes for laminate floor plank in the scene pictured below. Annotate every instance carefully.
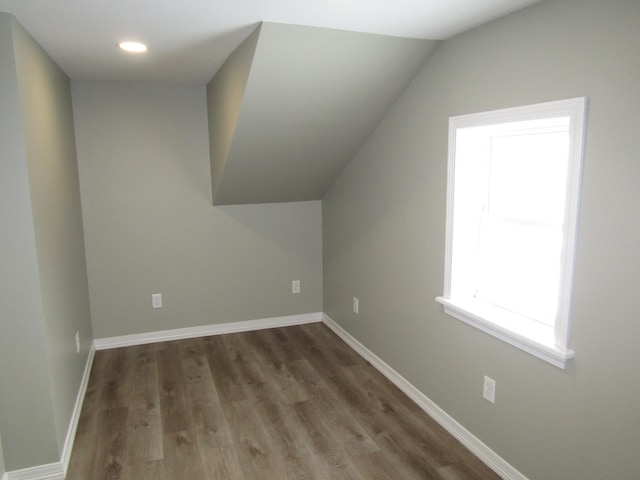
[91,406,129,480]
[446,453,503,480]
[329,362,448,478]
[67,324,502,480]
[246,381,320,479]
[124,403,163,465]
[346,363,457,468]
[179,338,230,446]
[124,342,158,365]
[128,361,160,411]
[158,344,195,434]
[253,358,309,406]
[124,358,163,466]
[65,407,99,479]
[348,362,500,479]
[326,371,440,478]
[195,403,233,449]
[202,335,247,404]
[220,333,265,385]
[437,462,502,480]
[351,450,411,480]
[95,348,132,411]
[243,328,291,366]
[264,326,305,362]
[286,358,380,458]
[288,399,368,480]
[121,460,165,480]
[223,397,289,479]
[78,352,106,416]
[288,329,448,478]
[163,430,208,480]
[197,445,246,480]
[238,331,308,405]
[285,324,349,380]
[300,323,368,368]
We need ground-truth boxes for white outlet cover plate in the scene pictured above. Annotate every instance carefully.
[483,375,496,403]
[152,293,163,308]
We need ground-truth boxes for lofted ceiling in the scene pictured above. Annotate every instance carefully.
[208,23,439,205]
[1,0,543,205]
[0,0,542,84]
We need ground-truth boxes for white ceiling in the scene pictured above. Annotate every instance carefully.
[0,0,542,84]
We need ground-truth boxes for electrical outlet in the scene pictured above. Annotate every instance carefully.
[292,280,301,294]
[75,331,80,354]
[353,297,359,314]
[152,293,163,309]
[483,375,496,404]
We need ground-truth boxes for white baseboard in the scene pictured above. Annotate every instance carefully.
[322,314,529,480]
[7,312,526,479]
[5,463,64,480]
[5,313,322,479]
[5,344,95,480]
[94,312,323,350]
[60,344,95,474]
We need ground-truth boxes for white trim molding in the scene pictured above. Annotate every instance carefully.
[5,313,322,479]
[439,97,586,369]
[322,314,530,480]
[94,312,323,350]
[4,344,95,480]
[9,312,527,479]
[5,463,64,480]
[436,297,574,368]
[61,344,95,474]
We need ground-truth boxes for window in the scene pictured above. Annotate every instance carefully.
[436,98,587,368]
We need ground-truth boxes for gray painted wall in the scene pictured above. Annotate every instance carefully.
[215,23,438,205]
[207,25,261,202]
[0,14,93,471]
[11,15,94,457]
[322,0,640,479]
[72,81,323,339]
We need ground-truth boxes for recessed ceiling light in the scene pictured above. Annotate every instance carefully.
[118,41,148,53]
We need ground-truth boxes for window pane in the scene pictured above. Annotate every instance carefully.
[488,131,569,225]
[441,98,585,366]
[477,217,562,326]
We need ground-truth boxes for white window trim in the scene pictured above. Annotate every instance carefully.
[436,97,587,369]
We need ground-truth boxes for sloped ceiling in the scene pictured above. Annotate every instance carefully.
[207,23,439,205]
[0,0,542,83]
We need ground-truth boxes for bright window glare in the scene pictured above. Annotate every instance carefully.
[478,219,562,325]
[489,130,569,224]
[437,97,586,368]
[453,117,570,326]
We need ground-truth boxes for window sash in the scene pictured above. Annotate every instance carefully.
[476,213,563,327]
[438,97,587,369]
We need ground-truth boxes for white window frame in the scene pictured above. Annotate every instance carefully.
[436,97,587,369]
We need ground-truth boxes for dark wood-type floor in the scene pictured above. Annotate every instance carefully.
[67,323,501,480]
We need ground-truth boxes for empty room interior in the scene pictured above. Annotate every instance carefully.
[1,0,639,479]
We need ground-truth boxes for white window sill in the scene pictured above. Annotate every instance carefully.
[435,297,574,369]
